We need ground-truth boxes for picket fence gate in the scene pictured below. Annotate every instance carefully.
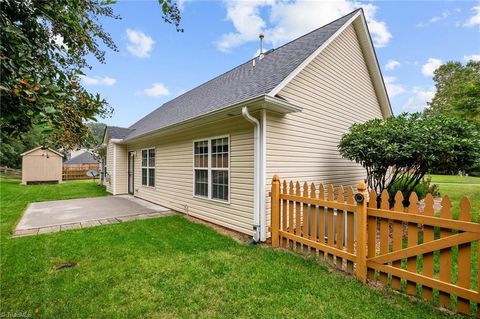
[269,175,479,316]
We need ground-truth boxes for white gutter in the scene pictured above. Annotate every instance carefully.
[241,106,263,242]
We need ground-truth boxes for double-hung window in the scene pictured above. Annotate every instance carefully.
[193,136,229,202]
[141,148,155,187]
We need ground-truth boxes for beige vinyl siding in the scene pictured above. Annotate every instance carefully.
[115,144,128,194]
[21,148,63,184]
[265,24,384,216]
[105,140,114,193]
[125,116,254,235]
[105,140,128,195]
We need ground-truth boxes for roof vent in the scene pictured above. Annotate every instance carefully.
[259,33,265,60]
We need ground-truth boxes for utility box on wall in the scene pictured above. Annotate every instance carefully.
[21,147,64,185]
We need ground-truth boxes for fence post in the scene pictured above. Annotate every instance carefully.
[271,175,280,247]
[355,181,368,283]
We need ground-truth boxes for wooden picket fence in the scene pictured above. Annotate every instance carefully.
[269,175,479,316]
[63,163,99,180]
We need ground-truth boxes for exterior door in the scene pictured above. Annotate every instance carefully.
[128,151,135,195]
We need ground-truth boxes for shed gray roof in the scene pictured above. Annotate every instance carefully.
[119,10,360,141]
[65,151,99,165]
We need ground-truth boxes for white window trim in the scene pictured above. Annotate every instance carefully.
[141,147,156,188]
[192,135,230,204]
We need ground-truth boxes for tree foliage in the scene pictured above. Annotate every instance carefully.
[0,0,182,154]
[338,113,480,199]
[427,61,480,121]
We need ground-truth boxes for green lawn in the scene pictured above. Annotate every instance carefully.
[428,174,480,218]
[0,178,465,318]
[428,174,480,185]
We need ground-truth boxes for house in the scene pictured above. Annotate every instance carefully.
[63,150,101,180]
[21,147,64,185]
[64,150,100,168]
[102,9,392,242]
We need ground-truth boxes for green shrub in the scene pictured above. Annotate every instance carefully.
[388,177,426,201]
[387,176,440,204]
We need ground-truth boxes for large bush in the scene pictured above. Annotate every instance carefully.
[338,113,480,200]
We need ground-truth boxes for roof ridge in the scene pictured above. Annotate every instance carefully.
[128,8,362,130]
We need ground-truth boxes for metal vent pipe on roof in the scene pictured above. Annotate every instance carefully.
[259,33,265,60]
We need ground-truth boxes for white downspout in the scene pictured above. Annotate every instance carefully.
[242,106,262,242]
[260,109,267,242]
[112,143,117,195]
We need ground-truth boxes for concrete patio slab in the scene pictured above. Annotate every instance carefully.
[13,196,174,237]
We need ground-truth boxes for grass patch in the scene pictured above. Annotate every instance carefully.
[428,174,480,185]
[0,177,464,318]
[428,174,480,218]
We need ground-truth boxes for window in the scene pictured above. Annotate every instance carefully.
[141,148,155,187]
[193,137,229,201]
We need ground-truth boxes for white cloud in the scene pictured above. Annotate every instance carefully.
[422,58,442,77]
[143,82,170,97]
[402,87,436,112]
[81,76,117,86]
[384,76,405,98]
[384,59,400,71]
[216,1,391,52]
[464,6,480,27]
[177,0,192,11]
[126,29,155,58]
[464,54,480,62]
[416,8,461,27]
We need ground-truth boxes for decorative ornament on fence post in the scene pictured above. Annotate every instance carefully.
[355,181,368,283]
[271,175,280,247]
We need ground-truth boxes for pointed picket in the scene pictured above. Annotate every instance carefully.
[438,195,453,308]
[391,191,404,290]
[288,181,295,248]
[346,186,355,274]
[421,194,435,300]
[326,184,335,264]
[301,182,309,247]
[336,186,345,269]
[310,182,317,243]
[457,196,472,315]
[406,192,419,296]
[378,189,390,285]
[318,183,325,253]
[282,180,288,247]
[367,188,378,280]
[295,181,302,245]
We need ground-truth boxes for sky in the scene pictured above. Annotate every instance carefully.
[82,0,480,128]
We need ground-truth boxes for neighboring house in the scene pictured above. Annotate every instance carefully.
[63,150,101,180]
[102,9,391,242]
[64,150,100,167]
[66,149,88,160]
[21,147,64,185]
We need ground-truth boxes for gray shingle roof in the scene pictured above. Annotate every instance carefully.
[123,10,359,141]
[106,126,134,140]
[65,151,99,164]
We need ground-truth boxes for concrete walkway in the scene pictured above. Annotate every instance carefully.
[13,196,175,237]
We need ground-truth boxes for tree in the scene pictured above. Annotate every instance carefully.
[338,113,480,200]
[0,0,182,152]
[0,125,45,168]
[426,61,480,121]
[87,122,107,145]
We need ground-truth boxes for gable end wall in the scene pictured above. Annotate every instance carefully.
[265,24,384,222]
